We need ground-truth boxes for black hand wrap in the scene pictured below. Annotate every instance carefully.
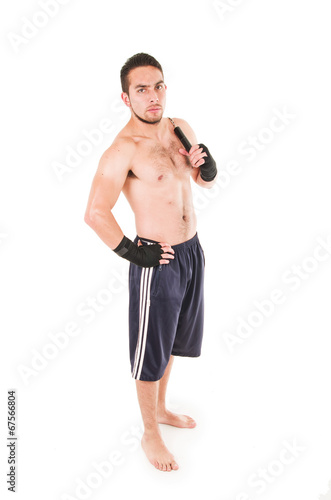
[198,143,217,182]
[113,235,163,267]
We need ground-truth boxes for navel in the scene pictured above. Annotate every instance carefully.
[158,175,163,181]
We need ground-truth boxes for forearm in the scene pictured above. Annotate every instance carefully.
[84,210,124,250]
[195,168,218,189]
[187,142,218,189]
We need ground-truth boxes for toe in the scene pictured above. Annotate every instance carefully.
[167,463,172,471]
[162,463,167,471]
[186,416,196,427]
[171,461,179,470]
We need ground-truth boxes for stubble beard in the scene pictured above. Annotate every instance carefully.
[131,104,163,125]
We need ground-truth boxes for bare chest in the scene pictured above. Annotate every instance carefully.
[130,139,192,182]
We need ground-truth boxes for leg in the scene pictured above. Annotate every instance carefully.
[156,237,205,428]
[157,355,174,413]
[135,379,179,472]
[157,355,197,428]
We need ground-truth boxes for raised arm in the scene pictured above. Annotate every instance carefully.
[173,118,218,189]
[84,138,135,249]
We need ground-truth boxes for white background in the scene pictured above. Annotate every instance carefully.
[1,0,331,499]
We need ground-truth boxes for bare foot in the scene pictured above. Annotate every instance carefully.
[157,409,196,428]
[141,431,179,472]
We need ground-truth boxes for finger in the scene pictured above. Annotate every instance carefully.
[137,239,142,246]
[159,259,170,264]
[191,155,207,168]
[178,148,189,156]
[161,253,175,259]
[190,150,207,163]
[188,144,201,155]
[161,247,175,255]
[191,147,203,158]
[195,158,206,168]
[158,242,175,254]
[161,244,175,251]
[190,154,206,167]
[189,152,202,164]
[194,151,208,159]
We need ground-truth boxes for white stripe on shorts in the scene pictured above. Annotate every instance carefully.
[132,240,154,379]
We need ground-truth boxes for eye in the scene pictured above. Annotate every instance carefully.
[138,89,145,93]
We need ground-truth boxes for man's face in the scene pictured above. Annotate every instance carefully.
[122,66,167,124]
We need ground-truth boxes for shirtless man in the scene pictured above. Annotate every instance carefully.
[84,53,217,472]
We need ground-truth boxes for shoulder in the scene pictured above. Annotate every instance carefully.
[172,117,197,144]
[172,117,193,128]
[171,117,190,128]
[96,136,136,177]
[101,136,136,162]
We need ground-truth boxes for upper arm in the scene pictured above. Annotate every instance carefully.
[84,138,135,218]
[173,118,201,184]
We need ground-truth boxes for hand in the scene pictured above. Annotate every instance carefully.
[138,240,175,264]
[179,144,208,168]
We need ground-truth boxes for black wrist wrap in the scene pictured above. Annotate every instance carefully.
[198,143,217,182]
[113,235,163,267]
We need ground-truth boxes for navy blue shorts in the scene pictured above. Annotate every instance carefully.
[128,232,205,381]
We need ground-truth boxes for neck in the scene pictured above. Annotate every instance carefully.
[128,114,167,141]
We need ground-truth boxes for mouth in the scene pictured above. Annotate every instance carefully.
[147,107,161,112]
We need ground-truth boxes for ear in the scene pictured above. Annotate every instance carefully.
[121,92,131,108]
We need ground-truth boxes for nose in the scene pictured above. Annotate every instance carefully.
[150,92,159,102]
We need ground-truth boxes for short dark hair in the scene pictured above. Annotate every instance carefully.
[120,52,163,95]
